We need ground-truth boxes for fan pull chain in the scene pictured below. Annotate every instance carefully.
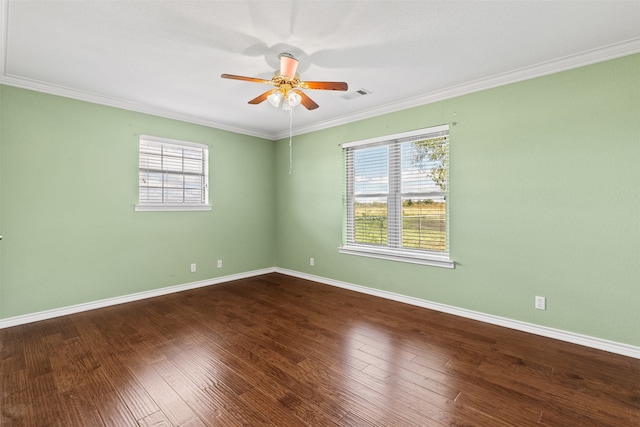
[289,107,293,174]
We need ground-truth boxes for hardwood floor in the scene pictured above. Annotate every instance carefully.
[1,273,638,426]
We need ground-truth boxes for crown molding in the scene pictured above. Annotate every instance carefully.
[0,0,275,139]
[277,38,640,140]
[2,0,639,142]
[0,0,8,76]
[0,73,275,140]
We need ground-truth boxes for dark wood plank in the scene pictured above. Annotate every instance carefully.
[1,273,638,426]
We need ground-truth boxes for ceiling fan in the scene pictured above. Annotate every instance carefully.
[221,53,348,110]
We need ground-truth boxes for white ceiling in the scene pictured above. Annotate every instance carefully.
[2,0,640,140]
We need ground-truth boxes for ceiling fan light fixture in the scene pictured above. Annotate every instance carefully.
[267,91,282,107]
[287,90,302,108]
[280,91,298,111]
[221,52,347,111]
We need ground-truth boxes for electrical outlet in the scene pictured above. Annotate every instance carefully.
[217,259,222,268]
[310,257,315,266]
[535,296,546,310]
[190,263,197,273]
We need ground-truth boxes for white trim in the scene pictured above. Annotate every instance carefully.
[137,134,210,209]
[339,244,454,269]
[0,268,276,329]
[343,127,451,266]
[0,0,8,76]
[135,204,212,212]
[1,0,639,144]
[140,134,208,150]
[342,124,449,149]
[274,38,640,141]
[1,266,637,359]
[0,73,273,139]
[275,268,640,360]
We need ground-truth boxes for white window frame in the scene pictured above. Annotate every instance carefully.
[340,124,453,269]
[135,135,211,212]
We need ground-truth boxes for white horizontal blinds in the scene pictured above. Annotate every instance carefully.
[388,143,402,248]
[346,143,390,246]
[399,132,449,252]
[139,137,208,205]
[345,125,449,254]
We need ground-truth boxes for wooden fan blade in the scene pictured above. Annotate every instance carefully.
[297,91,319,110]
[299,81,348,91]
[248,90,274,105]
[221,74,272,84]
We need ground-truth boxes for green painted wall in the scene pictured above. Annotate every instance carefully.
[0,86,275,318]
[0,85,3,319]
[2,54,639,348]
[275,54,640,346]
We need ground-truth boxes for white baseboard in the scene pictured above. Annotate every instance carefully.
[275,268,640,360]
[0,267,276,329]
[3,266,637,359]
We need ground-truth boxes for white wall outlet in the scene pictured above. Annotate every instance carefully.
[190,263,197,273]
[217,259,222,268]
[535,296,546,310]
[310,257,315,266]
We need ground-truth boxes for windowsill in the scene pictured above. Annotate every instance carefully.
[135,204,212,212]
[339,244,454,269]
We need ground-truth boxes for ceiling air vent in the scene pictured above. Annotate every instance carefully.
[342,88,372,100]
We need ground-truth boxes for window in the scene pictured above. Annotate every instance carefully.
[136,135,211,211]
[340,124,452,268]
